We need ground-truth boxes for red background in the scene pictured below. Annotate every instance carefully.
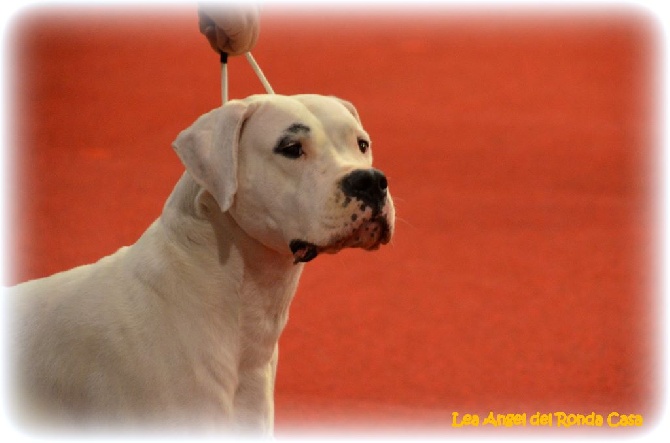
[4,4,661,436]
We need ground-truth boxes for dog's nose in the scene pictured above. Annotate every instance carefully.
[340,168,388,213]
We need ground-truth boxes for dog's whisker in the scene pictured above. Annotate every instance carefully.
[394,215,414,230]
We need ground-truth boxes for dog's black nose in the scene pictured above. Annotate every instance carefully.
[340,168,388,213]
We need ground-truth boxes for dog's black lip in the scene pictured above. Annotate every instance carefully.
[376,216,391,245]
[289,239,319,264]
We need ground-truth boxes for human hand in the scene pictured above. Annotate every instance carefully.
[198,4,260,56]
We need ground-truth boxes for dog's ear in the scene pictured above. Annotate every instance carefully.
[172,100,256,212]
[334,97,361,123]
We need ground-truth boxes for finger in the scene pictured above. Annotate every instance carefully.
[214,17,259,55]
[197,9,221,53]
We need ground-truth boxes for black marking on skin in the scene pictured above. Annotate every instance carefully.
[360,203,367,211]
[274,124,312,159]
[342,196,352,208]
[287,123,311,134]
[351,214,358,222]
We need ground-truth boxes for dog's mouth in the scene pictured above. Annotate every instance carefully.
[290,216,391,264]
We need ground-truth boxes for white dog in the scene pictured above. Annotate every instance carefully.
[6,94,394,435]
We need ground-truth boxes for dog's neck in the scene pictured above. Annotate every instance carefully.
[162,173,296,269]
[135,172,303,368]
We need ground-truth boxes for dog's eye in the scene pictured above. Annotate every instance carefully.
[275,141,304,159]
[358,139,370,154]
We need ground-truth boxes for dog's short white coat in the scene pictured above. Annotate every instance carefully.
[6,94,395,436]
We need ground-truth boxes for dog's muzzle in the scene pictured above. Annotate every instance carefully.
[290,168,392,264]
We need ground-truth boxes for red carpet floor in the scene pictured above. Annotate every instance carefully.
[4,5,662,436]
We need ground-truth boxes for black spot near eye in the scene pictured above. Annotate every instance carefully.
[275,141,304,159]
[358,139,370,154]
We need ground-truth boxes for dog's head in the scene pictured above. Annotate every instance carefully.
[173,94,394,263]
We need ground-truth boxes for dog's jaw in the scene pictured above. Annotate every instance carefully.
[289,213,392,264]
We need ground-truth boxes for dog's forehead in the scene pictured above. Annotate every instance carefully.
[292,95,351,117]
[295,95,362,129]
[239,96,365,154]
[251,95,361,133]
